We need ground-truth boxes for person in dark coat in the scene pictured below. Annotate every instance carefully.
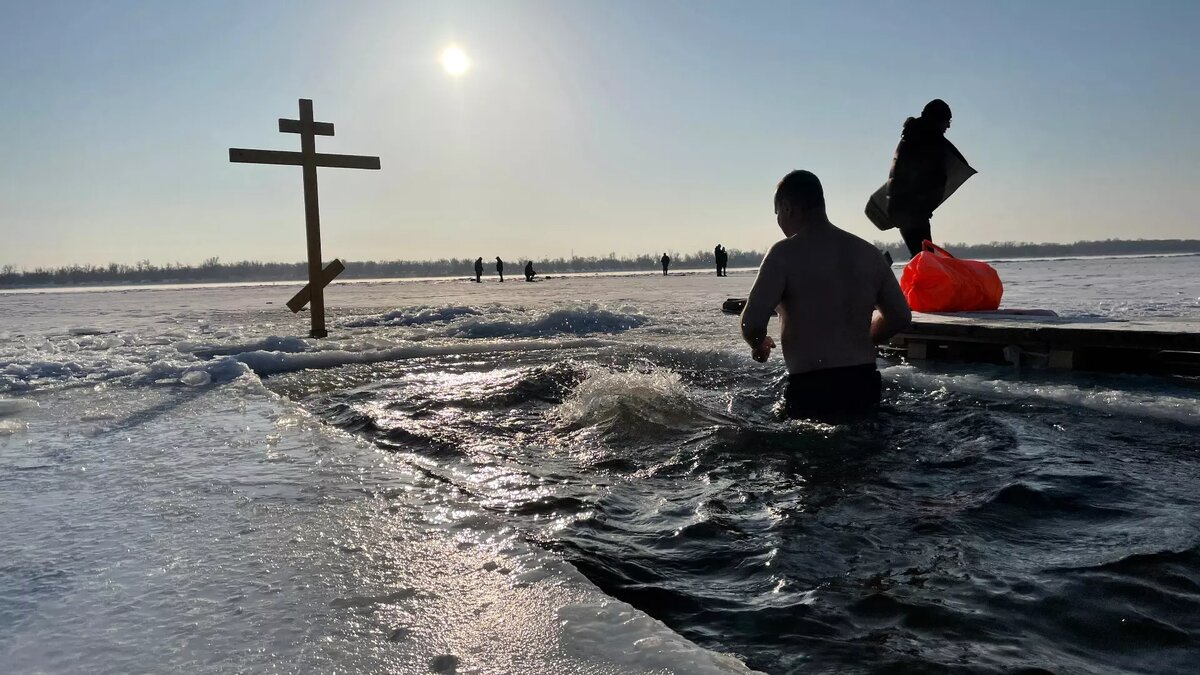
[714,245,724,276]
[473,257,484,282]
[660,253,670,276]
[887,99,953,258]
[718,245,729,276]
[524,260,536,282]
[495,256,504,282]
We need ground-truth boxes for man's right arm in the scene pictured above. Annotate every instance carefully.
[871,257,911,344]
[741,244,786,358]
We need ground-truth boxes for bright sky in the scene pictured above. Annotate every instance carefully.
[2,0,1198,268]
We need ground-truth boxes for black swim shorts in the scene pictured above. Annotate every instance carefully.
[784,363,882,420]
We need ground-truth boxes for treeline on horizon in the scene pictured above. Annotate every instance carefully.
[2,239,1198,288]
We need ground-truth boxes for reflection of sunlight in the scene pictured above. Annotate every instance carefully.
[404,368,521,394]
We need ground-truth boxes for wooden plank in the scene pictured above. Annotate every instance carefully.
[230,149,380,170]
[279,118,335,135]
[901,314,1200,353]
[229,148,304,166]
[298,99,325,338]
[311,153,381,170]
[286,259,345,313]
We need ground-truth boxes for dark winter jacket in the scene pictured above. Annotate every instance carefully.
[886,117,949,218]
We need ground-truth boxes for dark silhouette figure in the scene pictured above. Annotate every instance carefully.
[714,245,728,276]
[524,261,536,282]
[887,99,955,258]
[495,257,504,282]
[473,257,484,282]
[660,253,670,276]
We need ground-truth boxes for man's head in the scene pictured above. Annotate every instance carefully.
[774,170,826,235]
[920,98,952,132]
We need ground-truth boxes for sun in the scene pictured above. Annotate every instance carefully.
[441,45,470,77]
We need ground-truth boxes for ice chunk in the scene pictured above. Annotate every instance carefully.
[180,370,212,387]
[0,398,39,418]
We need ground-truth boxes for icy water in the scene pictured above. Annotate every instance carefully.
[2,255,1199,674]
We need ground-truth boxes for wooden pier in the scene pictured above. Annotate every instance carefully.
[721,298,1198,375]
[887,312,1200,375]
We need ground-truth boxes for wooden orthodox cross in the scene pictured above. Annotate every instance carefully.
[230,99,380,338]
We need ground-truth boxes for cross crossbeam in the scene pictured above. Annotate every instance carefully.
[229,149,381,170]
[278,119,334,135]
[229,98,380,338]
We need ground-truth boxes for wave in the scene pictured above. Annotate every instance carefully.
[553,366,731,434]
[1052,545,1200,580]
[969,480,1133,521]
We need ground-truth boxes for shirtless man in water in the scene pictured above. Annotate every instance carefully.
[741,170,911,419]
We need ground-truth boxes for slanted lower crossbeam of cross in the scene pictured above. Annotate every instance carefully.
[229,98,380,338]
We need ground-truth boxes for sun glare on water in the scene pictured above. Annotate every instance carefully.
[441,46,470,77]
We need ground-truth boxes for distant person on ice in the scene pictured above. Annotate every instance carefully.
[741,170,911,420]
[495,257,504,282]
[473,257,484,283]
[660,253,670,276]
[715,245,729,276]
[714,245,724,276]
[885,99,972,258]
[524,260,536,282]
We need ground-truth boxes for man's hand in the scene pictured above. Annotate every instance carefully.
[751,335,776,363]
[870,310,889,345]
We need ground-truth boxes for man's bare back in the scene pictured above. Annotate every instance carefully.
[742,223,909,374]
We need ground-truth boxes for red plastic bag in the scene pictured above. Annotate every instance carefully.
[900,241,1003,312]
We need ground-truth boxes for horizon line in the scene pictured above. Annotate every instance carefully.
[6,237,1200,272]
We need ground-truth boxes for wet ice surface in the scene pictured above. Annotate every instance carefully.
[0,382,753,675]
[1,254,1198,674]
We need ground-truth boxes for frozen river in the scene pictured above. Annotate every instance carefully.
[2,254,1198,673]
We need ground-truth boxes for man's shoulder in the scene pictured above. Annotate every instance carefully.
[766,237,794,253]
[830,225,882,252]
[830,227,891,275]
